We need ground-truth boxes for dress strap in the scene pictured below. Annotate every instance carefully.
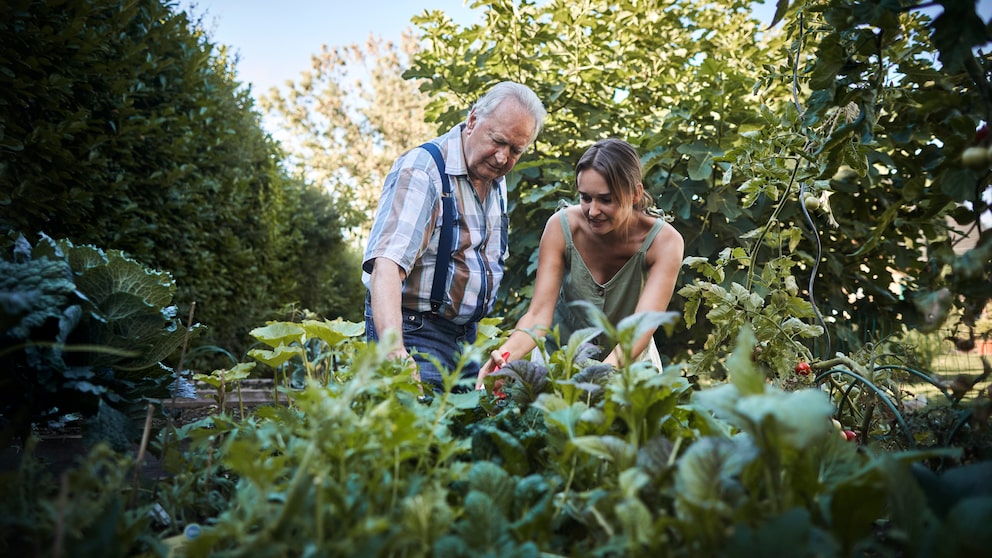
[639,218,665,254]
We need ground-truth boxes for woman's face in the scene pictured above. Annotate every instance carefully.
[577,169,621,234]
[578,168,643,236]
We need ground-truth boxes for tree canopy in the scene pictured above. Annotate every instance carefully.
[261,0,991,377]
[261,33,434,243]
[400,0,992,374]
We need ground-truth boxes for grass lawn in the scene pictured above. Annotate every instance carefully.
[916,350,990,402]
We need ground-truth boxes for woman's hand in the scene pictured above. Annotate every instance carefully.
[475,350,511,390]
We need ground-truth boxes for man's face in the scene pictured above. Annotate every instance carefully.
[462,99,537,186]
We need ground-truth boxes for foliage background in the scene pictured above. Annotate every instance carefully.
[2,0,990,375]
[0,0,365,363]
[398,0,992,371]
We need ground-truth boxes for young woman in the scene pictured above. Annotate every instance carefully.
[476,138,684,387]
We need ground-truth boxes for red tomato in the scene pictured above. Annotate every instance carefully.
[795,361,812,376]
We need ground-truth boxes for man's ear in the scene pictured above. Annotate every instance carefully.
[465,108,478,132]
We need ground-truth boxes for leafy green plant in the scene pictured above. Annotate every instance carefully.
[4,304,990,557]
[193,363,255,418]
[247,317,366,393]
[0,233,201,447]
[0,439,165,557]
[679,246,823,382]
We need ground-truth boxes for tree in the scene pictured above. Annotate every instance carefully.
[261,32,435,243]
[745,0,992,351]
[407,0,991,376]
[407,0,795,360]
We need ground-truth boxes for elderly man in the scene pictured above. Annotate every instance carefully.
[363,81,546,392]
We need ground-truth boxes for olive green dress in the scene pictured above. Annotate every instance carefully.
[551,209,666,363]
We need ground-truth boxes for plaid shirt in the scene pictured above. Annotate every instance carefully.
[362,124,509,325]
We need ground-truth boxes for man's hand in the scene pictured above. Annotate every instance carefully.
[388,348,420,384]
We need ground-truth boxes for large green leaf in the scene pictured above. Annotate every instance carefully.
[249,344,304,368]
[302,318,364,348]
[250,323,306,349]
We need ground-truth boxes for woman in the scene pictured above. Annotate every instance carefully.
[476,138,684,388]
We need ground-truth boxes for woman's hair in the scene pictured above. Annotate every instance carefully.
[575,138,654,234]
[472,81,547,143]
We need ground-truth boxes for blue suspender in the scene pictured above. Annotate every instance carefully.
[419,142,453,315]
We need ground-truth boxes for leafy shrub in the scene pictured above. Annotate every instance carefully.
[4,306,992,557]
[0,439,161,557]
[0,233,201,447]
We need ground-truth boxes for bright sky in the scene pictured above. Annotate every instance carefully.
[176,0,992,100]
[178,0,485,97]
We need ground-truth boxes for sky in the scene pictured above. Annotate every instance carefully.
[178,0,487,97]
[177,0,992,101]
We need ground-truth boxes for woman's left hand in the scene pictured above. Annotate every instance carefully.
[475,350,510,390]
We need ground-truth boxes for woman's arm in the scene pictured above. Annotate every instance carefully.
[604,222,685,367]
[476,212,568,388]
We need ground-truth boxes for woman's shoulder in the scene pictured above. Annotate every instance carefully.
[650,215,683,242]
[551,203,583,226]
[645,216,684,264]
[634,211,665,234]
[541,207,572,241]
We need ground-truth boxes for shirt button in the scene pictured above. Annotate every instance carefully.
[597,288,605,297]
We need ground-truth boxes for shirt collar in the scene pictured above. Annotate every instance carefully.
[440,123,469,177]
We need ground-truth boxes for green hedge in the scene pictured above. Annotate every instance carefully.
[0,0,365,361]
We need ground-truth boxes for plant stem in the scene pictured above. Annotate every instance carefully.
[269,440,317,537]
[238,383,245,419]
[52,473,69,558]
[315,473,324,543]
[129,402,156,508]
[172,302,196,410]
[554,455,578,520]
[744,155,802,293]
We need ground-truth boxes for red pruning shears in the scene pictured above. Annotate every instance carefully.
[492,352,511,401]
[493,352,511,371]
